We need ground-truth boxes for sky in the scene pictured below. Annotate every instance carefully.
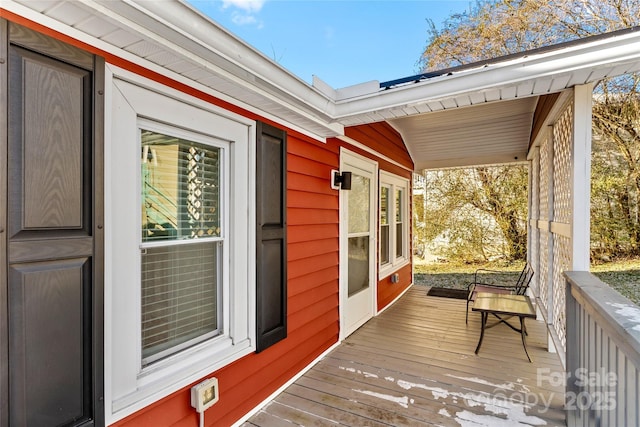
[187,0,473,89]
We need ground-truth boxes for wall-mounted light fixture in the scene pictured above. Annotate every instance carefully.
[331,170,352,190]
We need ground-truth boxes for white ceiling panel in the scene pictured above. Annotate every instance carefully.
[75,15,119,38]
[164,60,199,75]
[99,28,142,48]
[548,75,572,92]
[145,50,183,68]
[567,69,594,87]
[501,86,517,99]
[46,1,91,26]
[454,95,472,107]
[126,40,164,59]
[14,0,54,13]
[390,98,537,169]
[516,81,535,97]
[532,77,553,94]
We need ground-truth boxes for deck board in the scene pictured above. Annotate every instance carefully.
[247,286,566,426]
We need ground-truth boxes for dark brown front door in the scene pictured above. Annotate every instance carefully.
[0,21,104,427]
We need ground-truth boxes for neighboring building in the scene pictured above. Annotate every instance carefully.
[0,2,639,426]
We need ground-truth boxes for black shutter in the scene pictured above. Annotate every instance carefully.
[256,122,287,352]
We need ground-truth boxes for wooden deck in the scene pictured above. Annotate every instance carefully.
[245,286,566,426]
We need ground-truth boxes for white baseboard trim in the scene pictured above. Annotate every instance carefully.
[230,341,341,426]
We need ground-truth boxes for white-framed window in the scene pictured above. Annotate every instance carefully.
[379,171,410,277]
[106,68,255,423]
[139,120,227,367]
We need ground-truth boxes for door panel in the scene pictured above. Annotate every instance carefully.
[2,21,103,427]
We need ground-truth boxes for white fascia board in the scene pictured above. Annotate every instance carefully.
[97,0,338,120]
[333,30,640,119]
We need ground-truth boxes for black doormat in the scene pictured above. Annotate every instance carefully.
[427,287,468,299]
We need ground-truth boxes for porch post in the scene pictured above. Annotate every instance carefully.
[571,83,593,271]
[566,83,593,427]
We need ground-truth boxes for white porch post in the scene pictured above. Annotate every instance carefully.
[571,83,594,271]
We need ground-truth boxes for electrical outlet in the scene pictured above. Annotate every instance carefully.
[191,378,219,413]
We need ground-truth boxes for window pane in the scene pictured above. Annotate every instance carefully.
[141,129,221,242]
[396,223,403,258]
[396,189,404,258]
[141,241,220,364]
[348,174,370,234]
[348,236,369,296]
[381,224,390,265]
[380,186,389,225]
[395,189,403,222]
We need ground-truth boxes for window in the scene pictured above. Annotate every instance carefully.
[380,186,390,265]
[379,171,409,277]
[139,124,225,366]
[395,188,404,258]
[108,74,255,423]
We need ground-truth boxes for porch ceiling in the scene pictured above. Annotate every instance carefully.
[388,97,538,170]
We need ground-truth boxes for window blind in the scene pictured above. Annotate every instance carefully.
[141,241,220,364]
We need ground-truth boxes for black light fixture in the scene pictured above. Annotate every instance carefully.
[331,170,352,190]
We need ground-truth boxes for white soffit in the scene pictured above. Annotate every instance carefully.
[389,97,538,170]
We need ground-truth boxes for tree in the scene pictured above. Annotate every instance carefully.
[591,74,640,257]
[419,0,640,71]
[416,165,528,263]
[418,0,640,261]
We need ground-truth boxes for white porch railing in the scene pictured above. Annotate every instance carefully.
[565,271,640,427]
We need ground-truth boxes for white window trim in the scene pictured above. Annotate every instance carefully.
[379,171,410,279]
[105,65,256,424]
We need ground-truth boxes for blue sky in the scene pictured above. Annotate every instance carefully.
[187,0,472,89]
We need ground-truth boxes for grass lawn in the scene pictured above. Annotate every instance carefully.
[414,258,640,305]
[591,258,640,305]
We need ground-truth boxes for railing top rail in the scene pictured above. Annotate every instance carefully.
[565,271,640,369]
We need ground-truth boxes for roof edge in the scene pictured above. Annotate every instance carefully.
[380,26,640,89]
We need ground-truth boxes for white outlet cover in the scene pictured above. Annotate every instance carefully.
[191,377,219,413]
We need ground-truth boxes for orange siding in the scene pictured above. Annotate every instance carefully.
[288,267,339,297]
[377,264,413,311]
[344,122,414,172]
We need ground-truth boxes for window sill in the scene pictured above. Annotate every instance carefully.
[379,258,410,280]
[110,337,253,422]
